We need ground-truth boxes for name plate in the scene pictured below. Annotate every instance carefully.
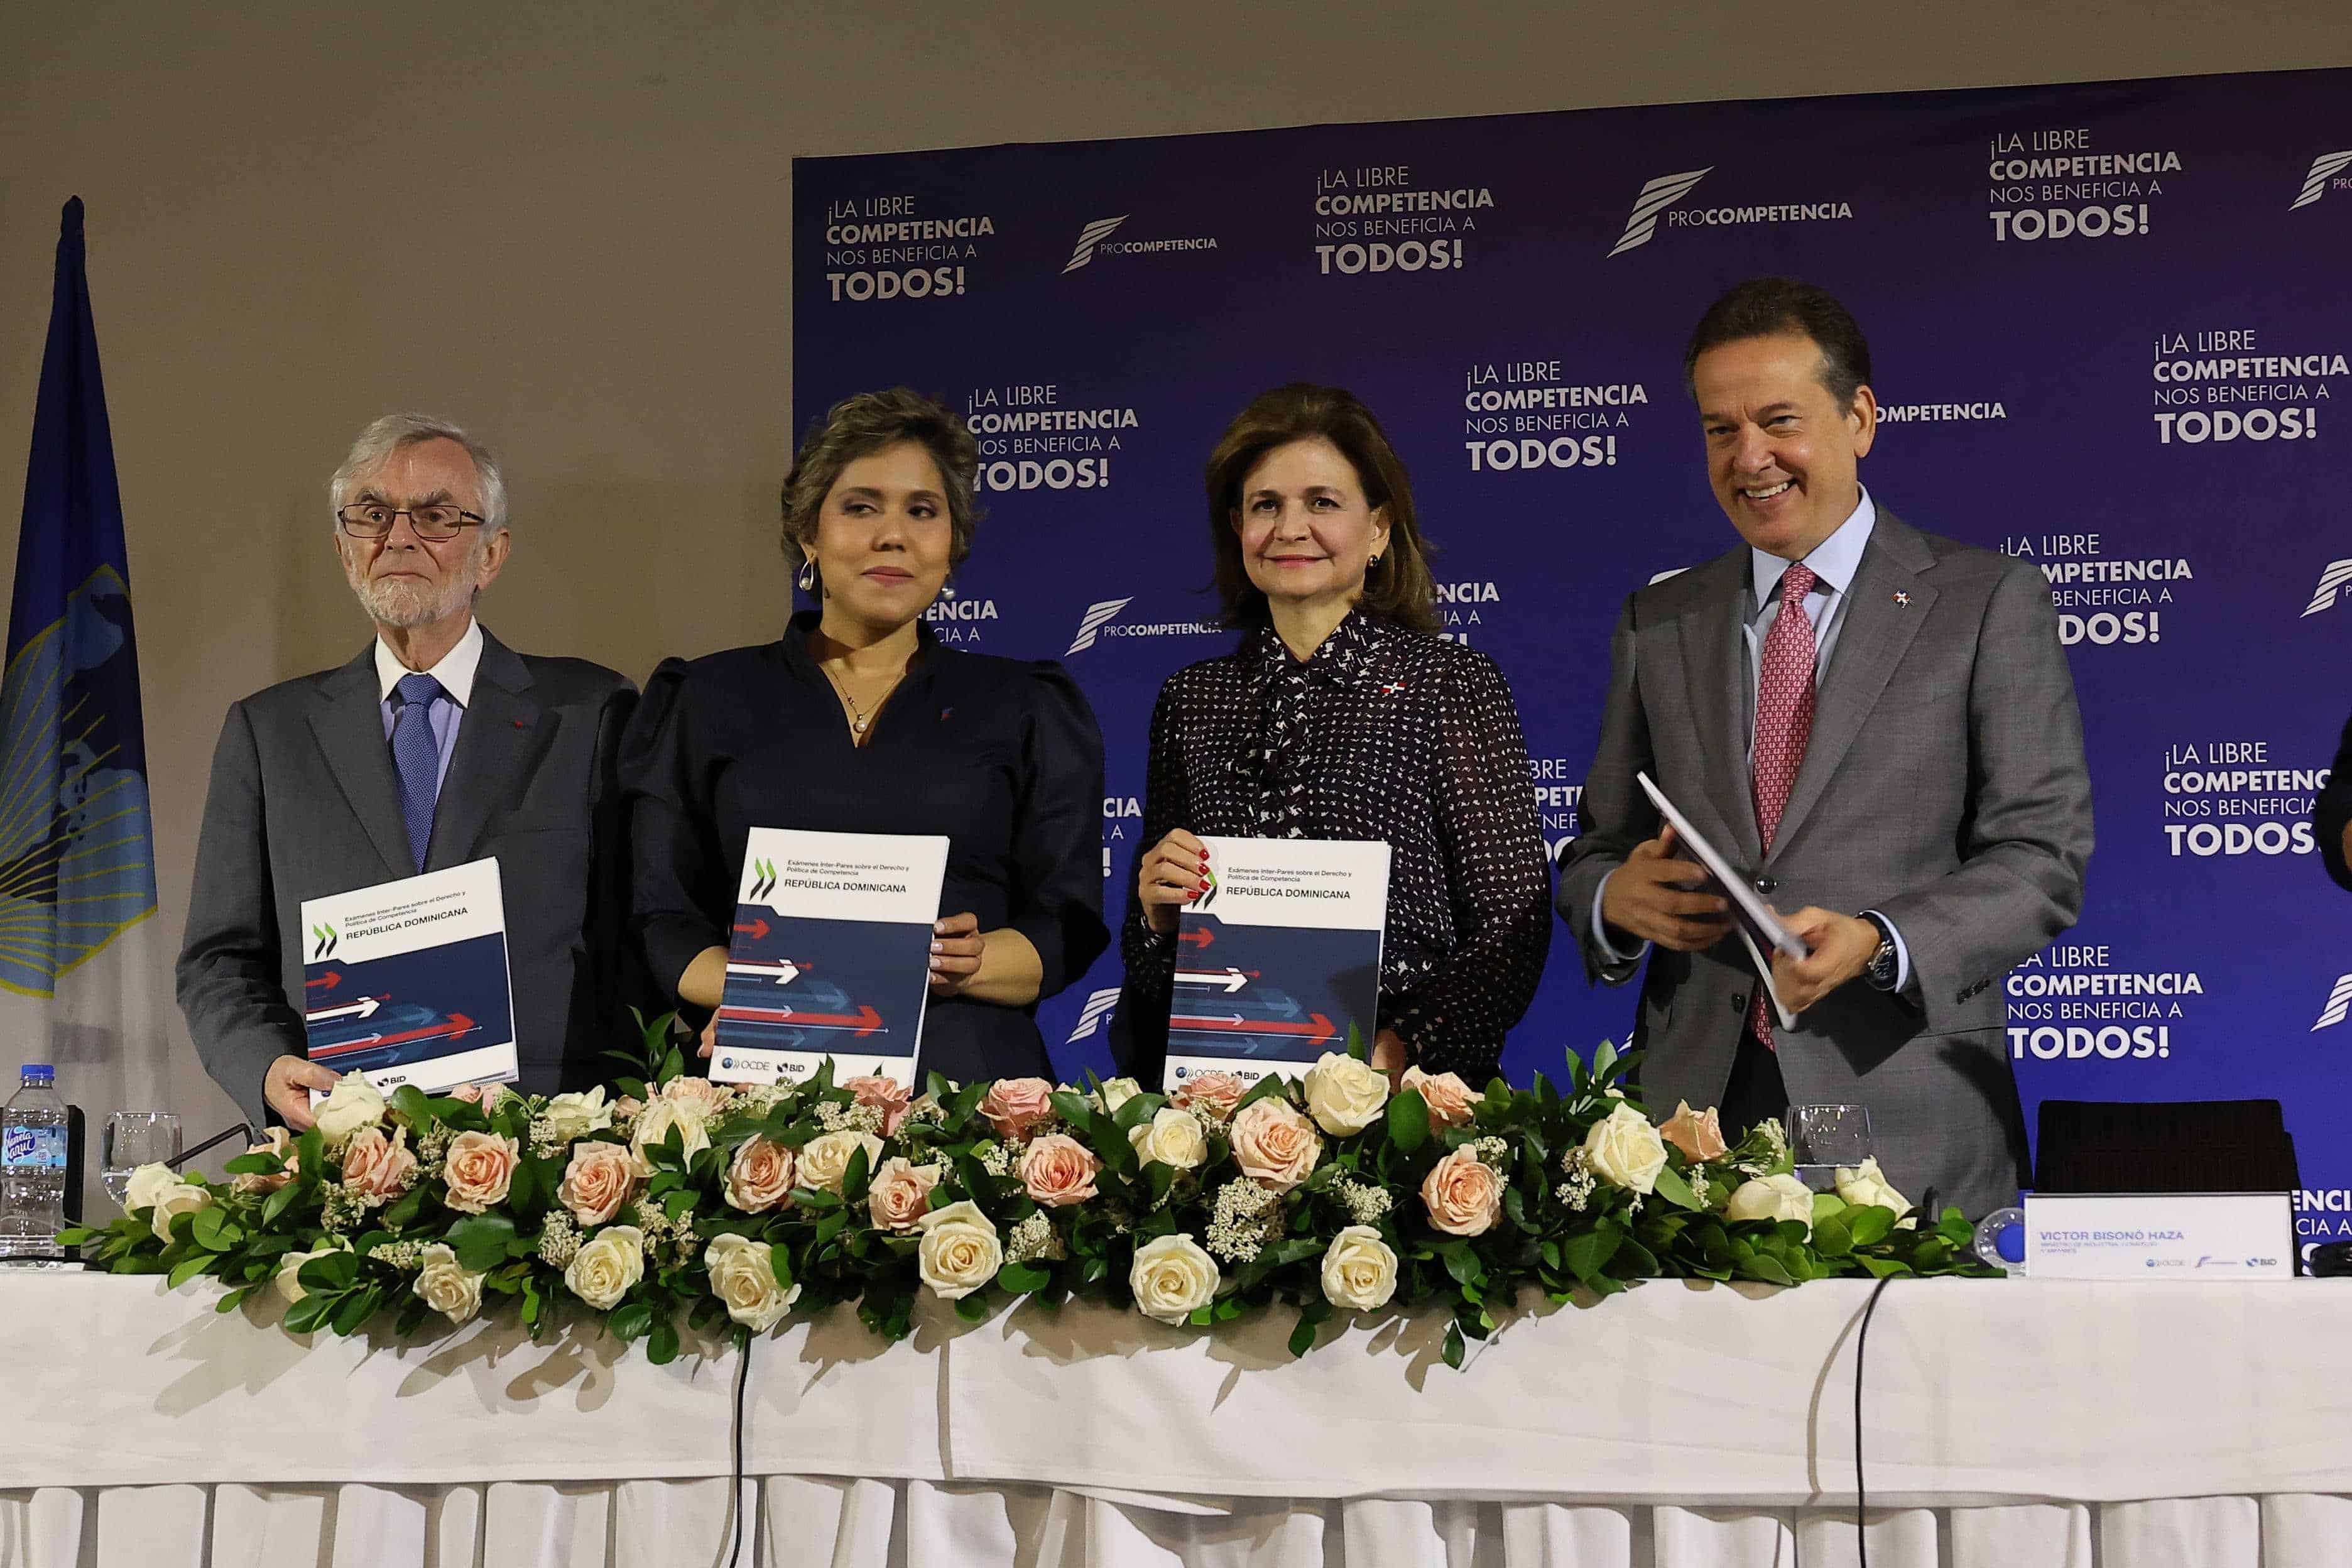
[2023,1192,2294,1279]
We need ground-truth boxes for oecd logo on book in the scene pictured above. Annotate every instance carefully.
[2290,150,2352,210]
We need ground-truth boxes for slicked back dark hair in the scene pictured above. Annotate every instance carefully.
[1682,276,1873,410]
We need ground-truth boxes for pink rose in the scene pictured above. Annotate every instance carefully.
[660,1075,733,1116]
[1399,1066,1484,1131]
[724,1136,797,1214]
[866,1157,944,1231]
[1420,1148,1503,1237]
[1659,1101,1729,1163]
[447,1081,509,1110]
[844,1075,913,1136]
[612,1095,646,1119]
[441,1130,520,1214]
[232,1128,298,1195]
[339,1124,417,1201]
[1018,1133,1102,1207]
[558,1141,640,1226]
[1229,1098,1322,1193]
[979,1077,1057,1140]
[1170,1072,1246,1121]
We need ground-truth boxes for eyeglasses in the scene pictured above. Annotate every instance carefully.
[336,503,486,542]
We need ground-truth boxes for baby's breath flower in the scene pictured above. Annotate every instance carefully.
[1330,1176,1395,1227]
[1555,1157,1598,1213]
[1006,1211,1064,1265]
[318,1184,364,1233]
[368,1239,425,1270]
[979,1140,1019,1177]
[1471,1136,1510,1167]
[415,1128,454,1165]
[1205,1178,1281,1263]
[1687,1164,1712,1207]
[536,1212,580,1268]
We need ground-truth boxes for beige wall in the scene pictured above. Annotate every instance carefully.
[3,0,2349,1132]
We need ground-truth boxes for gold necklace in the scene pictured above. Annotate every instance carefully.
[819,660,904,738]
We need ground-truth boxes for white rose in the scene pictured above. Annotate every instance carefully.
[148,1180,213,1243]
[629,1097,712,1168]
[124,1162,180,1214]
[411,1243,486,1325]
[1129,1233,1221,1324]
[1725,1173,1816,1233]
[798,1130,885,1194]
[1834,1157,1918,1229]
[313,1075,388,1150]
[704,1233,801,1332]
[1320,1226,1399,1312]
[540,1086,614,1144]
[272,1238,349,1306]
[564,1224,646,1310]
[915,1200,1003,1300]
[1581,1102,1669,1195]
[1127,1106,1207,1170]
[1302,1052,1390,1136]
[1096,1077,1143,1114]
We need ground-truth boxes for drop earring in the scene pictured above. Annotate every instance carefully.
[797,559,817,592]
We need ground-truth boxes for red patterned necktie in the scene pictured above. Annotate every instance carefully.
[1748,562,1819,1048]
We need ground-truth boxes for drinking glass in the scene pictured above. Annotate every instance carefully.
[1784,1103,1873,1192]
[102,1111,182,1206]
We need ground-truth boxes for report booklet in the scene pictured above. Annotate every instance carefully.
[1636,771,1810,1032]
[710,827,950,1087]
[1163,836,1391,1092]
[300,858,518,1094]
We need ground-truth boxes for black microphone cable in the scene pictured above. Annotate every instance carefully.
[727,1327,755,1568]
[1851,1185,1936,1568]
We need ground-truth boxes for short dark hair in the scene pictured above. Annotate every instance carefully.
[1682,277,1873,410]
[1202,384,1438,633]
[780,388,981,588]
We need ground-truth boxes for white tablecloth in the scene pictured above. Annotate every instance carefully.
[3,1273,2346,1566]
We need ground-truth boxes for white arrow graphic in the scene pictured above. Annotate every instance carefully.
[728,961,802,986]
[1172,1013,1246,1029]
[1175,967,1250,994]
[305,996,384,1023]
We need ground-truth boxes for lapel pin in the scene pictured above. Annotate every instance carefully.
[1892,592,1911,607]
[1380,681,1407,695]
[512,717,528,728]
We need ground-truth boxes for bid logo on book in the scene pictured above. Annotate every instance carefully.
[1604,164,1851,256]
[1062,215,1218,272]
[2291,150,2352,209]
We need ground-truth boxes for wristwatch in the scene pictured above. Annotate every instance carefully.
[1861,913,1899,991]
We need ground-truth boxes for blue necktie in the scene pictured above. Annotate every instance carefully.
[390,672,445,872]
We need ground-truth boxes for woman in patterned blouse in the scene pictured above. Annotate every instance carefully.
[1114,384,1552,1087]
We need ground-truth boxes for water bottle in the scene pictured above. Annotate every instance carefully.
[1,1065,72,1268]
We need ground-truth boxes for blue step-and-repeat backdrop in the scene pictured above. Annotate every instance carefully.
[791,69,2352,1246]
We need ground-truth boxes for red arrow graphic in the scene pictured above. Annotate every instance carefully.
[311,1013,479,1060]
[732,918,771,941]
[721,1003,884,1037]
[1167,1011,1336,1046]
[305,971,342,991]
[1177,927,1215,950]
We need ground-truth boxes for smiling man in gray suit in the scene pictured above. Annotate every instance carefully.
[1559,278,2093,1221]
[178,415,636,1130]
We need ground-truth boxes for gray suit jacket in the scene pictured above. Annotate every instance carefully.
[1556,511,2093,1219]
[178,630,639,1127]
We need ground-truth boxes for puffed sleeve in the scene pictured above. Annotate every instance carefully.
[1112,677,1188,1080]
[1006,663,1111,1001]
[1384,650,1554,1081]
[616,659,730,1001]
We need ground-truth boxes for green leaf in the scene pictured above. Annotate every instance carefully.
[1856,1254,1911,1279]
[997,1261,1052,1293]
[331,1287,378,1336]
[1050,1090,1096,1128]
[1846,1205,1898,1247]
[955,1293,991,1323]
[1112,1092,1162,1134]
[768,1244,795,1292]
[647,1317,681,1364]
[814,1210,850,1248]
[607,1301,653,1341]
[378,1185,426,1231]
[1386,1089,1429,1155]
[1591,1038,1618,1082]
[1441,1320,1466,1369]
[841,1145,873,1204]
[166,1253,215,1290]
[53,1225,97,1247]
[1740,1252,1797,1286]
[301,1250,360,1292]
[1650,1164,1700,1211]
[285,1290,337,1334]
[190,1206,240,1253]
[389,1085,435,1127]
[1811,1213,1854,1259]
[222,1153,281,1176]
[1810,1192,1850,1224]
[262,1184,302,1226]
[215,1285,256,1314]
[1560,1228,1621,1287]
[1288,1313,1320,1358]
[1234,1073,1288,1114]
[447,1214,518,1273]
[1437,1240,1483,1289]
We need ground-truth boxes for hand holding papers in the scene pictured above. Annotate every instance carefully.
[300,859,518,1094]
[710,827,949,1086]
[1165,836,1389,1092]
[1634,773,1812,1030]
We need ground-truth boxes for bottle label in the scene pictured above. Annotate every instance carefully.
[3,1125,67,1170]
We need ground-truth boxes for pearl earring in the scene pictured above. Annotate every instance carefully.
[797,559,816,592]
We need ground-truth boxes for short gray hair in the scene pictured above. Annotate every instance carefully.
[329,413,509,535]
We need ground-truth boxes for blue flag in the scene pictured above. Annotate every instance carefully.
[1,198,158,997]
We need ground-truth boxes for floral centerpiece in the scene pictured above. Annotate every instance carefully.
[62,1025,1988,1368]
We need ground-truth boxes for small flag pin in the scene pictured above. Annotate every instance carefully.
[1892,592,1911,607]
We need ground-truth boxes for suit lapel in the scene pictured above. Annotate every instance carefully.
[427,630,544,871]
[307,646,415,881]
[1768,513,1939,861]
[1673,550,1764,868]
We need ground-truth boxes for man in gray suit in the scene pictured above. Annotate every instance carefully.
[1558,278,2093,1219]
[178,414,637,1130]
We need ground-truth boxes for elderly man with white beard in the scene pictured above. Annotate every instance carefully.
[178,414,638,1130]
